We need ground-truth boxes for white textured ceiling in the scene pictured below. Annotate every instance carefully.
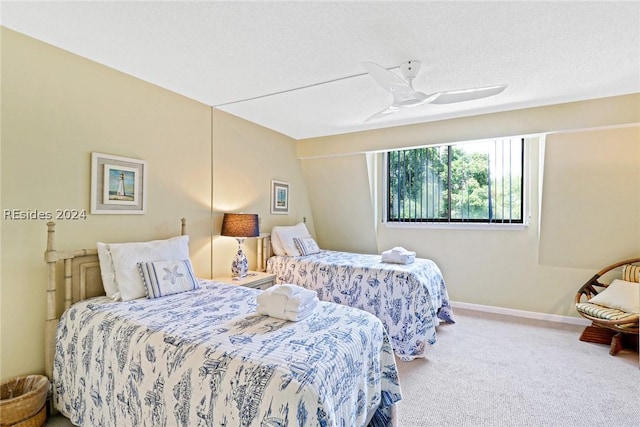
[2,1,639,140]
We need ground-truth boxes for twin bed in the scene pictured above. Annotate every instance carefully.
[44,220,401,427]
[45,219,452,425]
[260,223,454,362]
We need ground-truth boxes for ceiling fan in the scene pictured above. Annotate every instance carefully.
[362,60,507,121]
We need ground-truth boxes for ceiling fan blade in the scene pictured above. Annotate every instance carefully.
[362,62,411,93]
[428,84,507,104]
[366,90,439,121]
[393,91,444,107]
[364,105,400,122]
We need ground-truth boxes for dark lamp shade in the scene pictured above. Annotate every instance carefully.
[220,213,259,238]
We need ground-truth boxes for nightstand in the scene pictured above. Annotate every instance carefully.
[213,271,276,290]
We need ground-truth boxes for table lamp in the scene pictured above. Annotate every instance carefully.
[220,213,259,278]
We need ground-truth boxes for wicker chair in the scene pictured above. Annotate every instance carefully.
[575,258,640,355]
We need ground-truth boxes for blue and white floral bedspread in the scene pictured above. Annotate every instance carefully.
[53,281,401,427]
[267,251,453,361]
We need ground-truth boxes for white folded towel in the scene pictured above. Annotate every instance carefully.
[391,246,415,255]
[268,283,311,298]
[257,296,319,321]
[381,246,416,264]
[256,284,319,321]
[256,292,317,312]
[284,298,319,321]
[257,284,317,304]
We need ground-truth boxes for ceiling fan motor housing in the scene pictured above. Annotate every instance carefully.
[400,60,422,82]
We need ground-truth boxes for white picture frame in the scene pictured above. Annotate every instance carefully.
[91,152,147,214]
[271,180,289,215]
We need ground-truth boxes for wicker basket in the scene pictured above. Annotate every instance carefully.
[0,375,49,427]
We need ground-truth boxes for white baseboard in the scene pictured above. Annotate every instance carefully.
[450,300,591,326]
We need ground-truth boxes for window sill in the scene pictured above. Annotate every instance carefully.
[383,222,528,231]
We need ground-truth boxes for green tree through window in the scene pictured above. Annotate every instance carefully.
[387,138,524,223]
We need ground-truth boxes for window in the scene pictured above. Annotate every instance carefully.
[386,137,525,225]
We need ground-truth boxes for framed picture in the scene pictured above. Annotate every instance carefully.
[91,152,147,214]
[271,180,289,214]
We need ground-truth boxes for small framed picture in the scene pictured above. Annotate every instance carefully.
[271,180,289,215]
[91,152,147,214]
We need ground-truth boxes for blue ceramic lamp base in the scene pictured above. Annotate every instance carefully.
[231,238,249,278]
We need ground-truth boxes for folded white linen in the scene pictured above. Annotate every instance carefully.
[257,296,319,321]
[256,284,319,321]
[391,246,416,256]
[381,247,416,264]
[256,300,285,319]
[257,284,316,302]
[256,291,318,312]
[286,294,319,313]
[284,298,319,321]
[268,283,314,298]
[381,253,415,264]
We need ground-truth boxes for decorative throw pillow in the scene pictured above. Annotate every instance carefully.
[621,264,640,283]
[138,259,198,299]
[589,279,639,314]
[108,235,190,301]
[293,237,321,256]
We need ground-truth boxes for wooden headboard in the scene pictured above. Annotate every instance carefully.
[43,218,187,380]
[256,233,273,272]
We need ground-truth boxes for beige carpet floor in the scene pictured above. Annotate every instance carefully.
[395,308,639,427]
[48,308,638,426]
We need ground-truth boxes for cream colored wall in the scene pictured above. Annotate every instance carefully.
[539,127,640,268]
[0,28,309,381]
[1,28,213,379]
[210,110,314,276]
[301,154,377,253]
[297,98,640,318]
[297,94,639,157]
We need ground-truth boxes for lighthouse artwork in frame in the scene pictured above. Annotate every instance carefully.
[91,152,147,214]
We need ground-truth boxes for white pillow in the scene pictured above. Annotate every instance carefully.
[589,279,639,314]
[97,242,119,300]
[269,230,286,256]
[138,259,198,299]
[272,223,311,256]
[109,235,190,301]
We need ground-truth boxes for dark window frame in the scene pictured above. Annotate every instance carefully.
[386,138,525,224]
